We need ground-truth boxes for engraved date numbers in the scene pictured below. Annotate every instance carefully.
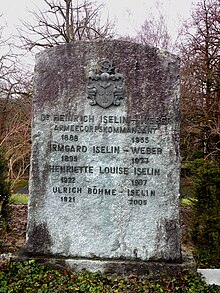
[61,196,75,203]
[132,158,149,164]
[61,155,78,162]
[61,134,78,141]
[61,177,76,183]
[131,179,147,186]
[132,137,149,143]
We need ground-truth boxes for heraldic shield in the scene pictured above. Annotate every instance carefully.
[87,60,125,108]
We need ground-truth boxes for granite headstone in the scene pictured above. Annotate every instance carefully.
[27,40,182,273]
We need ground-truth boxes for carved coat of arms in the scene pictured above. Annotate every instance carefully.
[87,60,125,108]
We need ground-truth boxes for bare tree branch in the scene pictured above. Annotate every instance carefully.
[17,0,115,52]
[180,0,220,161]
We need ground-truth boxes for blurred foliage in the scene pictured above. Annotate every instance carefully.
[186,159,220,268]
[13,180,28,192]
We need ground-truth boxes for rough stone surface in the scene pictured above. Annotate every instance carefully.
[17,256,196,277]
[27,40,181,263]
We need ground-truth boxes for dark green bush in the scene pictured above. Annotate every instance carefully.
[0,147,11,231]
[189,159,220,267]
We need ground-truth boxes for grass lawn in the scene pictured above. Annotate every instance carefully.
[9,194,28,205]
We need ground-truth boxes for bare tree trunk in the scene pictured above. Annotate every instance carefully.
[65,0,71,42]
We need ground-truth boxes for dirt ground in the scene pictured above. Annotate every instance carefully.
[0,205,193,254]
[0,205,28,253]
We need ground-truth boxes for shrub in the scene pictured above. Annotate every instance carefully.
[189,159,220,267]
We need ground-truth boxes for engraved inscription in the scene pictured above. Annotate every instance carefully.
[39,112,173,206]
[99,166,129,175]
[93,146,120,154]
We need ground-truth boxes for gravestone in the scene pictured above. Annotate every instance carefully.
[26,40,185,274]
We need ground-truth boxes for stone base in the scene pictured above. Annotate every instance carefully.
[16,251,196,277]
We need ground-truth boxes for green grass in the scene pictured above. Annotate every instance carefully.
[181,198,196,206]
[9,194,28,205]
[0,260,219,292]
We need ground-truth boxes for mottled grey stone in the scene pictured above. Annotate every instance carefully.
[27,40,182,265]
[16,255,197,277]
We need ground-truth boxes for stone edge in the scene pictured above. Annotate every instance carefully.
[13,252,196,277]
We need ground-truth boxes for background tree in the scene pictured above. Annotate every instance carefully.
[0,19,32,188]
[180,0,220,161]
[0,147,11,231]
[121,1,178,52]
[18,0,115,52]
[135,10,173,51]
[179,0,220,267]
